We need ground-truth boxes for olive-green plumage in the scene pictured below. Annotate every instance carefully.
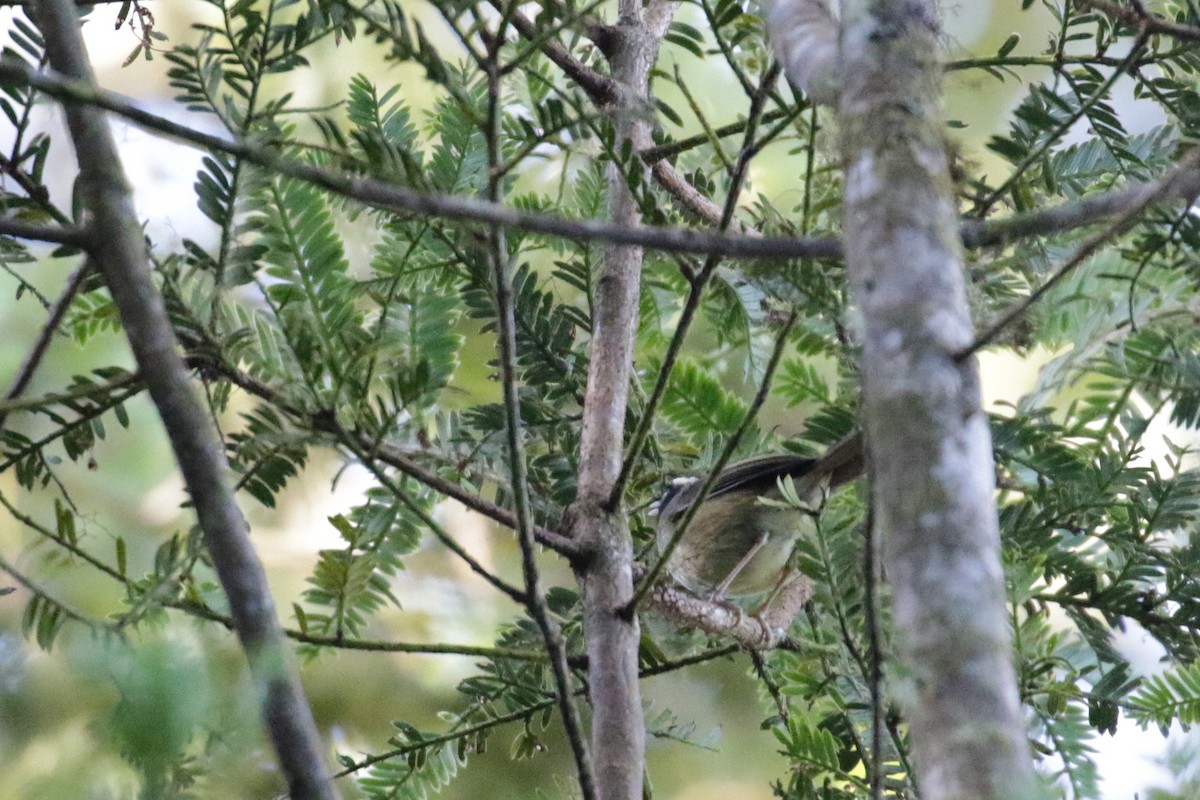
[653,436,865,599]
[654,454,826,598]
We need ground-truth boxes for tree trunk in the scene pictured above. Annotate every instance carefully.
[838,1,1040,798]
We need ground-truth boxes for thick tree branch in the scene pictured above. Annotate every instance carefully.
[832,1,1038,798]
[0,57,840,260]
[28,2,337,798]
[570,3,678,799]
[649,575,813,649]
[767,0,840,105]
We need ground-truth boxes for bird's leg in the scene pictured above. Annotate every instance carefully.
[710,531,770,599]
[752,565,801,618]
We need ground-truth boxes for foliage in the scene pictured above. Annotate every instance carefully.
[2,0,1200,799]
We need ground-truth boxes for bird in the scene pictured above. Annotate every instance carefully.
[652,432,864,601]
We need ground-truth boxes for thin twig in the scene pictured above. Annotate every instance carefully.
[28,2,338,797]
[749,650,790,723]
[0,549,114,632]
[0,486,557,663]
[0,367,137,415]
[0,57,839,260]
[0,382,146,472]
[172,337,581,557]
[5,58,1200,260]
[1079,0,1200,42]
[0,217,89,245]
[862,500,883,800]
[972,29,1151,216]
[960,164,1200,249]
[630,309,799,612]
[958,148,1200,360]
[945,51,1168,72]
[0,260,95,434]
[482,42,596,799]
[333,643,740,779]
[346,439,530,605]
[610,62,782,509]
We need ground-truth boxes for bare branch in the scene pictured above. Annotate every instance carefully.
[767,0,840,105]
[482,34,596,798]
[0,260,93,434]
[177,344,582,557]
[649,574,813,649]
[0,486,557,663]
[1079,0,1200,42]
[960,148,1200,359]
[971,29,1151,216]
[611,63,783,507]
[7,57,1199,263]
[835,0,1039,796]
[28,2,337,798]
[570,3,679,798]
[651,158,762,234]
[0,217,89,245]
[631,310,797,609]
[961,165,1200,248]
[0,57,840,260]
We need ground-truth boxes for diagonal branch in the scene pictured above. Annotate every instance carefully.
[28,2,337,798]
[7,56,1200,262]
[0,260,93,434]
[0,58,839,260]
[971,28,1151,216]
[959,147,1200,359]
[174,341,582,558]
[482,32,595,798]
[610,61,784,508]
[0,487,553,662]
[631,309,798,610]
[960,164,1200,248]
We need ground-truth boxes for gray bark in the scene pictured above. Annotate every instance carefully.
[572,3,676,799]
[836,1,1040,798]
[30,3,337,798]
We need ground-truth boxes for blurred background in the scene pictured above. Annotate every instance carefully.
[0,1,1194,797]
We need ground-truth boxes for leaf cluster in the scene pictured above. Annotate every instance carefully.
[5,1,1200,798]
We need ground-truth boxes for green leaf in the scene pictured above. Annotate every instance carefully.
[661,358,750,440]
